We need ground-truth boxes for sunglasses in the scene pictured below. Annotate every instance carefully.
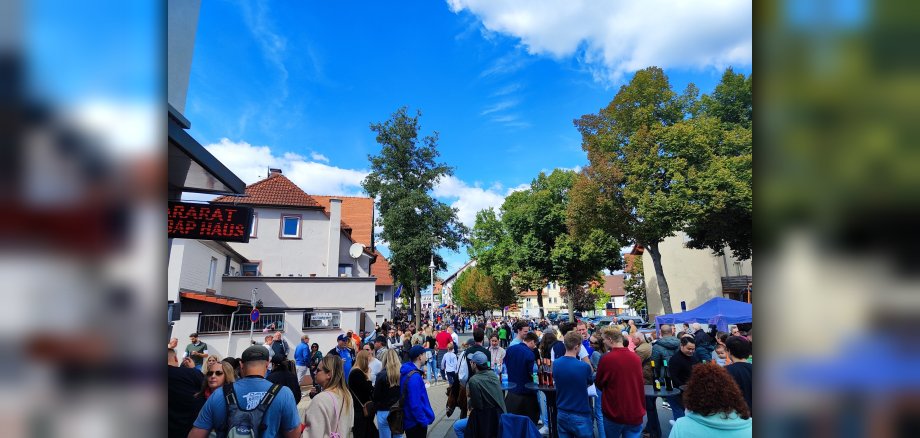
[206,370,225,377]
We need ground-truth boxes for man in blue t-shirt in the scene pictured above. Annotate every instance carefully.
[504,331,540,424]
[188,345,301,438]
[553,331,595,438]
[328,333,356,377]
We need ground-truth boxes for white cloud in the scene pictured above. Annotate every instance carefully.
[433,175,525,227]
[69,98,157,158]
[481,98,520,116]
[310,152,330,163]
[203,138,368,196]
[448,0,751,85]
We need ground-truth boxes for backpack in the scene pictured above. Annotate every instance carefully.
[388,370,419,435]
[457,350,470,386]
[217,382,283,438]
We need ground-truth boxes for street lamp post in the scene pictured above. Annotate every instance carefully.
[249,287,258,343]
[429,255,435,324]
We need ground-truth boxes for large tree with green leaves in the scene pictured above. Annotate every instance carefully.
[569,67,752,315]
[551,230,622,318]
[451,266,497,315]
[569,67,700,315]
[362,107,468,327]
[471,169,622,320]
[683,68,752,260]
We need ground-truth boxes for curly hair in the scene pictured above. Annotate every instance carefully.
[682,362,751,419]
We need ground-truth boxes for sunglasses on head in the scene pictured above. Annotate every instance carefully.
[206,370,224,377]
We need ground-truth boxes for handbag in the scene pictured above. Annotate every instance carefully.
[389,370,418,435]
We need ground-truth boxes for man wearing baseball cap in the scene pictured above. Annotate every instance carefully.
[453,351,506,438]
[327,333,356,377]
[401,345,435,437]
[188,345,301,438]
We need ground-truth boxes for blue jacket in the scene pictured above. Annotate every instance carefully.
[400,362,435,429]
[669,411,752,438]
[650,336,680,365]
[294,341,310,367]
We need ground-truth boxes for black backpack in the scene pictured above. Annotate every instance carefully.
[216,382,283,438]
[389,370,419,435]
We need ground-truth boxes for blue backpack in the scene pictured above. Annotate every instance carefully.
[216,382,283,438]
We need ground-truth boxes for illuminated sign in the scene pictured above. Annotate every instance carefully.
[168,201,253,243]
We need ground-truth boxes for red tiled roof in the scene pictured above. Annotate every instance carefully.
[312,195,374,247]
[212,173,323,209]
[625,244,644,273]
[371,250,394,286]
[603,275,626,297]
[180,290,250,307]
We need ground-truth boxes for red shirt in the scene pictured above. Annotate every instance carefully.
[436,331,452,350]
[596,347,646,425]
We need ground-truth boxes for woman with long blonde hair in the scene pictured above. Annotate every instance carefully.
[303,355,353,438]
[349,350,377,437]
[371,349,404,438]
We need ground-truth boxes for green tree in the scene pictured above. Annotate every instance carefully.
[452,266,497,315]
[570,67,699,315]
[362,107,468,327]
[623,256,647,317]
[683,69,753,260]
[551,230,621,319]
[470,170,576,318]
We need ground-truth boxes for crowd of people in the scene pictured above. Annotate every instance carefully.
[168,311,752,438]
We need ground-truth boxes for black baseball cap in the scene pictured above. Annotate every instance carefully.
[241,345,270,362]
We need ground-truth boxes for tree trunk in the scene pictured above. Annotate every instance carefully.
[413,277,421,328]
[536,289,546,319]
[645,241,673,315]
[567,283,575,323]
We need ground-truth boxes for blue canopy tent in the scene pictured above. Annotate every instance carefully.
[654,297,752,333]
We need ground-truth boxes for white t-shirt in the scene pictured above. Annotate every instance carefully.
[368,357,383,385]
[550,344,589,362]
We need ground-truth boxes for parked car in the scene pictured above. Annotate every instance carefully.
[595,316,614,328]
[615,315,649,328]
[547,311,559,321]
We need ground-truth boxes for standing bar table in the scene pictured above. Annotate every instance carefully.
[526,383,558,438]
[644,384,681,397]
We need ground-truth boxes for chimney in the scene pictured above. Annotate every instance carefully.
[326,198,342,276]
[269,168,282,177]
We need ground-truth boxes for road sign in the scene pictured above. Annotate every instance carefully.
[250,308,260,322]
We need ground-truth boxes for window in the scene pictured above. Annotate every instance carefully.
[207,257,218,289]
[338,264,354,277]
[375,292,385,303]
[280,214,302,238]
[303,310,341,329]
[250,212,258,238]
[242,262,261,276]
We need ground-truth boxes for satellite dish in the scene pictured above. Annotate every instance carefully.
[348,243,365,259]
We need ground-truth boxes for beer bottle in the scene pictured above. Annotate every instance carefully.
[663,359,674,391]
[651,360,661,392]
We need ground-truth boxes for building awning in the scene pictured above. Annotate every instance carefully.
[180,290,250,307]
[168,105,246,195]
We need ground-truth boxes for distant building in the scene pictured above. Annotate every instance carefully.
[518,282,565,318]
[439,260,476,308]
[638,232,752,318]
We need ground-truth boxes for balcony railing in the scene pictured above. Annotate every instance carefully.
[197,313,287,334]
[721,275,752,291]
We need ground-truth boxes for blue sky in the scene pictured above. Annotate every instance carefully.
[184,0,752,279]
